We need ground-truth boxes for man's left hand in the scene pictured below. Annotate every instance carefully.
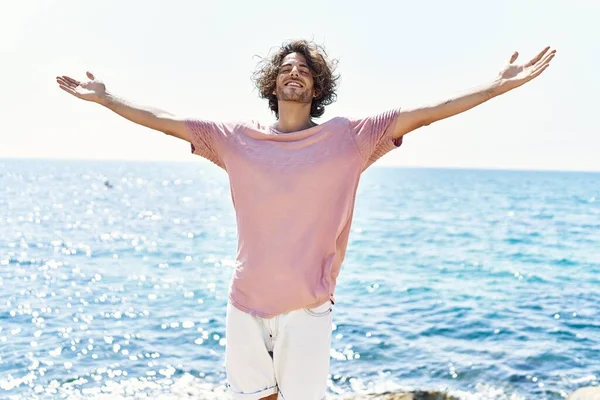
[497,46,556,92]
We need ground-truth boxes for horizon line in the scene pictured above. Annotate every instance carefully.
[1,156,599,175]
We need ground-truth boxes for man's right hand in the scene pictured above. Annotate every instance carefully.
[56,72,191,142]
[56,71,107,104]
[55,71,191,142]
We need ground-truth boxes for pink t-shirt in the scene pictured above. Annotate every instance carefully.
[185,109,402,318]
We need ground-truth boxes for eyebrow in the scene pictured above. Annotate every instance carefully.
[280,63,310,69]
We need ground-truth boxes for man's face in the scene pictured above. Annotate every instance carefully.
[274,52,315,105]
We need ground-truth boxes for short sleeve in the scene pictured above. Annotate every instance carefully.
[185,119,227,170]
[349,108,403,171]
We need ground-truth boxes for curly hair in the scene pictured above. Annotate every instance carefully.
[252,39,340,119]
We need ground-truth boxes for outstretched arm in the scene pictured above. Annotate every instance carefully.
[389,47,557,140]
[56,72,190,142]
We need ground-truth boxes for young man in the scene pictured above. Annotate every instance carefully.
[56,40,555,400]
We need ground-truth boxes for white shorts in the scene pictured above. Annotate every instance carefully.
[225,300,334,400]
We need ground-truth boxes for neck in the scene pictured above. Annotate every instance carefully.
[274,101,314,133]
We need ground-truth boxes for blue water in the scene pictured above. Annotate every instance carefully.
[0,159,598,400]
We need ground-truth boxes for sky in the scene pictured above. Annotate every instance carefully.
[1,0,599,171]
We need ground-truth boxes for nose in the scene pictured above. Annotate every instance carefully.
[290,65,299,77]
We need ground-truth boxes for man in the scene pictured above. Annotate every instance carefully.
[56,39,555,400]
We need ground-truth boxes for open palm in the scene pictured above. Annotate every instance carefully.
[498,46,556,90]
[56,72,105,102]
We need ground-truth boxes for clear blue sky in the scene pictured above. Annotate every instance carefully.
[2,0,598,171]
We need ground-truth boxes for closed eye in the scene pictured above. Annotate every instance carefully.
[279,65,311,75]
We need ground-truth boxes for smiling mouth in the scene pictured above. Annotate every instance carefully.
[285,81,303,88]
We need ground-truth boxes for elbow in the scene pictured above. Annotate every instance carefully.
[418,115,435,128]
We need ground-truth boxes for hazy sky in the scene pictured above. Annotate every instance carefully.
[2,0,599,171]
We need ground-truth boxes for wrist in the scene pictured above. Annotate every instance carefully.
[492,78,516,96]
[95,91,112,107]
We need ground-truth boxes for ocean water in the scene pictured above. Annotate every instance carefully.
[0,158,598,400]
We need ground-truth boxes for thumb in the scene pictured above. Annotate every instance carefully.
[509,51,519,64]
[86,71,96,80]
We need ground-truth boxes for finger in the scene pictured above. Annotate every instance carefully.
[61,75,79,85]
[529,64,550,80]
[58,84,79,96]
[525,46,551,67]
[61,75,80,86]
[56,77,76,88]
[509,51,519,64]
[56,77,79,89]
[536,50,556,67]
[530,54,555,74]
[86,71,95,80]
[533,54,554,73]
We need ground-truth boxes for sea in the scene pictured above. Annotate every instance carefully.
[0,158,598,400]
